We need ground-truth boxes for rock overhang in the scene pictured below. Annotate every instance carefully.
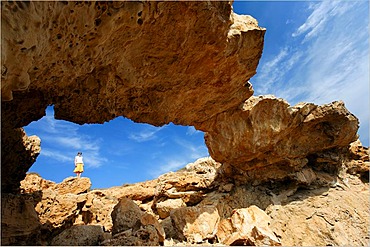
[1,1,361,192]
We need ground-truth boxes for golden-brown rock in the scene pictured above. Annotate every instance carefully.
[20,173,56,194]
[1,1,263,125]
[200,96,359,182]
[50,225,108,246]
[54,177,91,195]
[1,1,264,195]
[216,206,281,246]
[170,205,220,243]
[12,154,370,246]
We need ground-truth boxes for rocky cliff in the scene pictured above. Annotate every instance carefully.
[1,1,369,246]
[2,150,368,246]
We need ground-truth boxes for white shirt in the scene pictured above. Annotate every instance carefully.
[75,156,83,164]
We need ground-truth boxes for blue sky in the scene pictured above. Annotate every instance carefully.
[24,1,369,189]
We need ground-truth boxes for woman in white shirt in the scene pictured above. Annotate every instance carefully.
[73,152,84,178]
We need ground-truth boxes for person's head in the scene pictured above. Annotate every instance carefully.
[77,152,82,156]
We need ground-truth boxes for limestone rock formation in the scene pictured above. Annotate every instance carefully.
[170,205,220,243]
[111,198,144,235]
[1,1,369,246]
[1,0,265,194]
[50,225,109,246]
[199,95,359,183]
[9,152,370,245]
[217,206,281,246]
[54,176,91,195]
[1,192,43,245]
[108,198,165,245]
[346,140,369,179]
[2,2,263,125]
[1,128,41,193]
[20,172,56,193]
[156,198,186,219]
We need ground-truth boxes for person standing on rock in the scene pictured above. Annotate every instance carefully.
[73,152,84,178]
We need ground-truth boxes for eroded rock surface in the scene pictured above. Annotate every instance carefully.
[1,1,263,124]
[6,152,369,245]
[51,225,109,246]
[1,0,265,193]
[217,206,281,246]
[1,128,41,193]
[199,95,359,183]
[1,1,368,246]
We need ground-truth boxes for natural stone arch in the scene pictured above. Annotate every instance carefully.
[1,1,265,192]
[0,1,360,194]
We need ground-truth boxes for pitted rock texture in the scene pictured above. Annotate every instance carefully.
[1,1,263,126]
[1,0,264,193]
[199,95,359,183]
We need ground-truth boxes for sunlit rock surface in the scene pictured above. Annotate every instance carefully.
[198,95,359,183]
[5,153,368,245]
[1,2,368,245]
[1,0,264,193]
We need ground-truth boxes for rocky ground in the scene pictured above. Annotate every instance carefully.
[2,141,368,246]
[1,2,369,246]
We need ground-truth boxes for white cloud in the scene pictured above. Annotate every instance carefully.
[186,126,202,136]
[25,106,108,168]
[255,47,303,95]
[128,125,166,142]
[252,0,369,145]
[149,137,209,178]
[84,152,108,168]
[41,149,72,163]
[292,1,355,42]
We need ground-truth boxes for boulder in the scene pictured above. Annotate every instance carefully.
[111,198,144,235]
[20,173,56,193]
[55,177,91,195]
[101,226,160,246]
[35,191,82,228]
[50,225,108,246]
[156,198,186,219]
[346,140,369,179]
[200,96,359,182]
[216,206,281,246]
[170,205,219,243]
[108,198,165,245]
[140,213,165,242]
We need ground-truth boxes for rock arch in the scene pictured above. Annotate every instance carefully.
[1,1,359,194]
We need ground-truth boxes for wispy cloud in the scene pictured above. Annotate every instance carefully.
[128,125,166,142]
[186,126,203,136]
[252,0,369,145]
[25,106,108,168]
[292,1,355,42]
[41,149,72,163]
[256,47,303,94]
[149,137,209,178]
